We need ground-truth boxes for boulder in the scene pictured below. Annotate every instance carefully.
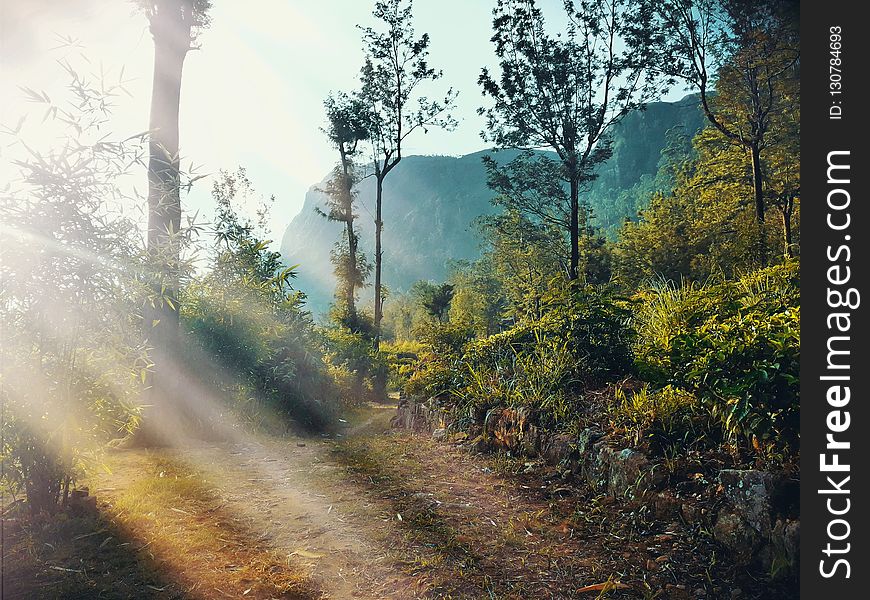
[718,470,776,536]
[652,491,681,520]
[713,511,759,565]
[69,487,97,514]
[483,407,534,454]
[597,446,664,499]
[540,433,574,465]
[391,399,454,433]
[770,518,800,579]
[576,427,605,456]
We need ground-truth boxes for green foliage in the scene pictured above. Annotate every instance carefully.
[671,303,799,452]
[0,63,149,513]
[535,283,635,387]
[445,259,506,337]
[410,281,455,322]
[615,127,771,287]
[182,169,339,432]
[403,321,474,399]
[320,325,388,405]
[609,385,713,452]
[459,328,577,424]
[476,209,564,320]
[320,92,372,323]
[632,262,799,459]
[405,282,634,426]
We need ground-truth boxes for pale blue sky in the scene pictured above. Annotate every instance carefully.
[1,0,681,242]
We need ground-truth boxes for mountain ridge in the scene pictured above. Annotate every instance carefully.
[280,95,704,315]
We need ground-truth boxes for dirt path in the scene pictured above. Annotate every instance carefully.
[78,403,719,599]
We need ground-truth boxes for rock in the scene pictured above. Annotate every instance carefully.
[599,446,664,499]
[770,518,800,579]
[540,433,574,465]
[576,427,605,455]
[467,435,488,453]
[426,399,456,431]
[653,491,681,519]
[432,428,447,441]
[681,502,703,525]
[391,399,435,432]
[713,511,759,565]
[69,488,97,514]
[718,470,776,535]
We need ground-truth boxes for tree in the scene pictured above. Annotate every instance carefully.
[408,281,456,324]
[478,209,565,320]
[615,124,781,286]
[359,0,456,348]
[483,151,572,248]
[319,93,371,329]
[0,63,149,512]
[181,169,340,431]
[134,0,210,444]
[656,0,799,264]
[479,0,664,280]
[446,259,507,337]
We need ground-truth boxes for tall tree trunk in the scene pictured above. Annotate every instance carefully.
[136,1,190,446]
[340,151,357,319]
[373,176,384,349]
[568,175,580,281]
[781,195,794,258]
[749,143,768,266]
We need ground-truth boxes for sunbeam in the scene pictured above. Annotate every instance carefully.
[3,1,802,598]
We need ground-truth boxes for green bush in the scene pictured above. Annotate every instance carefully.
[671,307,800,454]
[181,169,342,432]
[0,66,148,514]
[609,385,715,453]
[632,262,800,459]
[321,326,388,405]
[406,282,635,427]
[537,282,635,386]
[402,321,473,400]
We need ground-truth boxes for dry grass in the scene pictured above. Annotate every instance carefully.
[101,455,322,600]
[4,453,321,600]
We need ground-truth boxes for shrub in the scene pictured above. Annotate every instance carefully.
[402,322,473,400]
[671,306,800,454]
[609,385,715,452]
[0,64,148,514]
[537,282,635,386]
[632,262,800,460]
[321,326,388,405]
[410,282,635,427]
[182,169,342,432]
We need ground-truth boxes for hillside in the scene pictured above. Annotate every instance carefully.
[280,95,703,315]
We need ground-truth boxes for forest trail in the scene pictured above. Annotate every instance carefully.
[71,402,704,599]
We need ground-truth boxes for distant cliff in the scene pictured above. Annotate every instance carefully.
[280,95,703,315]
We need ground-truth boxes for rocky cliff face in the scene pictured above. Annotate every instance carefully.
[280,95,703,315]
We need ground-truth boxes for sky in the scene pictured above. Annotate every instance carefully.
[1,0,684,244]
[0,0,512,241]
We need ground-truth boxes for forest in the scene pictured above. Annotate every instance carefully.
[1,0,799,598]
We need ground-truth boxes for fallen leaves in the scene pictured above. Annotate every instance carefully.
[577,580,632,593]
